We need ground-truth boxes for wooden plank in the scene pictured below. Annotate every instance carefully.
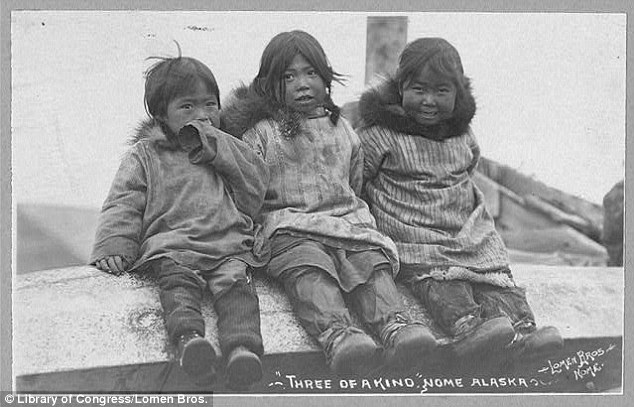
[477,157,603,237]
[365,16,408,85]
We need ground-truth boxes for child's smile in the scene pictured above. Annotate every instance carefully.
[294,94,315,105]
[401,66,456,126]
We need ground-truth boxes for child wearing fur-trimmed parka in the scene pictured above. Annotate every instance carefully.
[356,38,563,362]
[220,30,437,375]
[90,55,269,388]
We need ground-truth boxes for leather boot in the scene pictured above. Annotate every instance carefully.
[323,327,381,376]
[177,331,216,378]
[451,315,515,360]
[225,345,263,388]
[379,313,438,370]
[507,325,563,361]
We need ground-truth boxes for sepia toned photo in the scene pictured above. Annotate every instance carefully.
[2,2,629,406]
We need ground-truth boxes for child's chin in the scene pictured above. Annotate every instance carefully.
[414,116,440,126]
[292,104,323,117]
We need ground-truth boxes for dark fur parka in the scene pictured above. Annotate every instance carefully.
[220,83,340,139]
[357,77,477,141]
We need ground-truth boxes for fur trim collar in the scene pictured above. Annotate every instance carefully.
[221,83,340,139]
[357,77,476,141]
[128,118,178,149]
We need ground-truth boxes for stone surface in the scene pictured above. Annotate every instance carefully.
[14,264,624,377]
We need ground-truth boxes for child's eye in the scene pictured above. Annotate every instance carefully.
[180,103,193,110]
[283,73,294,81]
[206,100,218,108]
[307,69,317,77]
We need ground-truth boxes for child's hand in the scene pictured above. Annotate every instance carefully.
[95,255,128,276]
[176,122,203,153]
[177,121,222,164]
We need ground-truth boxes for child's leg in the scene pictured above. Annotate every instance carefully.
[473,281,563,359]
[409,276,514,359]
[410,277,480,335]
[279,264,381,375]
[153,258,206,340]
[209,262,263,357]
[209,261,263,387]
[347,264,437,369]
[281,265,352,336]
[347,264,408,329]
[152,258,215,378]
[473,283,535,331]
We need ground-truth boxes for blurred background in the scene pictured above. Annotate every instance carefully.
[11,11,625,273]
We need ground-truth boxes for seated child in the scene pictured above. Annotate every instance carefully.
[90,55,269,388]
[220,30,437,375]
[356,37,563,361]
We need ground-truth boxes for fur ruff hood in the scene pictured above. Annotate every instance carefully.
[128,118,175,148]
[357,77,476,141]
[221,83,340,139]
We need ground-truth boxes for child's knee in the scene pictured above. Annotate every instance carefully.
[159,269,205,291]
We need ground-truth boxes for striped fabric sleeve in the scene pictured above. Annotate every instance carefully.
[465,128,481,175]
[358,127,390,186]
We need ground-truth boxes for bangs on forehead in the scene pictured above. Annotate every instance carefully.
[144,56,220,118]
[265,39,331,103]
[273,36,330,81]
[171,74,217,99]
[275,44,302,74]
[406,53,457,85]
[294,44,330,78]
[253,30,345,105]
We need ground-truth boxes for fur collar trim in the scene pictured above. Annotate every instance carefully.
[128,118,178,149]
[357,77,476,141]
[221,83,340,139]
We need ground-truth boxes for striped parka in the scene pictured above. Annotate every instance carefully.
[356,78,510,275]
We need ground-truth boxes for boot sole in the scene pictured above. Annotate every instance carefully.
[332,342,382,376]
[514,326,564,361]
[180,337,216,378]
[226,351,263,388]
[386,331,438,369]
[453,317,515,360]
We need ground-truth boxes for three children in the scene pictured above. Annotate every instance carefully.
[92,33,563,388]
[356,37,563,361]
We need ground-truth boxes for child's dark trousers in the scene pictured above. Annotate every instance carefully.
[410,277,536,335]
[152,257,264,356]
[280,263,406,341]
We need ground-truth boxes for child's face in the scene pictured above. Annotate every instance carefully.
[163,80,219,135]
[401,66,456,126]
[282,54,327,116]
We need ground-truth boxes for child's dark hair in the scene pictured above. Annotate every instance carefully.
[144,54,220,120]
[252,30,345,124]
[396,38,472,118]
